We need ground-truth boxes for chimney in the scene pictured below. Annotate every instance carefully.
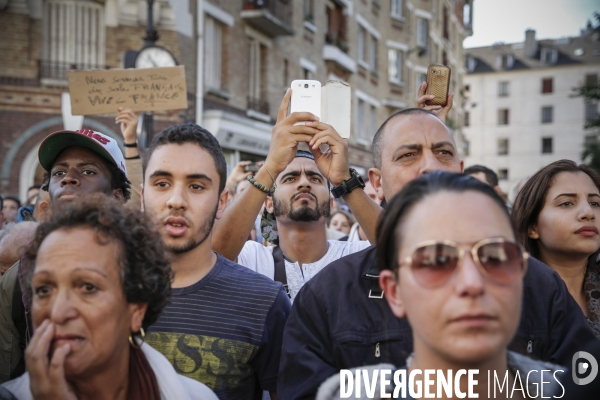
[524,29,537,58]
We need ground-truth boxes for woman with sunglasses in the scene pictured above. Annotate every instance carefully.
[512,160,600,339]
[317,172,564,399]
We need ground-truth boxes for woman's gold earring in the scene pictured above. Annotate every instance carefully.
[128,327,146,349]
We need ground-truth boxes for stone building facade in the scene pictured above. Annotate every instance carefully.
[200,0,473,176]
[0,0,472,200]
[0,0,193,200]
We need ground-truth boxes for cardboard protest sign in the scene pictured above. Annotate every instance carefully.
[68,66,188,115]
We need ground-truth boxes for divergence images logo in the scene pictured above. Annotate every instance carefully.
[572,351,598,385]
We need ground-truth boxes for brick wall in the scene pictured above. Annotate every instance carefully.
[0,2,195,197]
[0,13,39,79]
[0,110,176,196]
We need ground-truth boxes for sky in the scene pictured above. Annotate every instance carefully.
[463,0,599,48]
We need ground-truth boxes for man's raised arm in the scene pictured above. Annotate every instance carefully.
[302,121,383,244]
[212,90,320,260]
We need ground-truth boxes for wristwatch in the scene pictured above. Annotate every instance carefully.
[331,168,366,198]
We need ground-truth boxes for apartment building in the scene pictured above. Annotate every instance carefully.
[0,0,472,199]
[463,25,600,192]
[201,0,473,175]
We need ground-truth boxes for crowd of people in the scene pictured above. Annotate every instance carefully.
[0,83,598,399]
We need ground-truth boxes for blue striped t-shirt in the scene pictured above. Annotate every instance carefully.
[146,254,290,400]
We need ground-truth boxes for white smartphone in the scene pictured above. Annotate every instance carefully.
[321,80,351,139]
[290,80,321,125]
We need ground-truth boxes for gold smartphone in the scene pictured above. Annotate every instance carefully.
[425,64,451,107]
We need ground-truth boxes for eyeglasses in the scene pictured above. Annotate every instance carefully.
[398,238,528,288]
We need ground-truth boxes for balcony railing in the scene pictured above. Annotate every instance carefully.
[247,96,270,115]
[325,33,349,53]
[40,60,110,82]
[241,0,294,37]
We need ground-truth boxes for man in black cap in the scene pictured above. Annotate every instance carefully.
[213,89,383,301]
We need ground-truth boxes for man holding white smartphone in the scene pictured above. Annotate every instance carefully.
[212,89,383,301]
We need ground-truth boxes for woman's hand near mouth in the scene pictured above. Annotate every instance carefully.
[26,319,77,400]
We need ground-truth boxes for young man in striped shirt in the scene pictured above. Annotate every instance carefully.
[141,123,290,400]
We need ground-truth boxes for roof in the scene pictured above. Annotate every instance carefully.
[465,28,600,74]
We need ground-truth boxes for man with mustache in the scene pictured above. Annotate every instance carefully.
[140,123,290,400]
[0,128,132,383]
[212,90,382,301]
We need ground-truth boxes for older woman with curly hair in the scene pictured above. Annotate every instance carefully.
[1,194,217,400]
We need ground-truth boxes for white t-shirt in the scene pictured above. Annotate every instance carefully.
[238,240,371,301]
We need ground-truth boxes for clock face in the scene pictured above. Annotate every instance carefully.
[135,47,177,68]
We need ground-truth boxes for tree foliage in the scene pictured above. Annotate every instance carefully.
[573,80,600,172]
[573,13,600,171]
[572,82,600,129]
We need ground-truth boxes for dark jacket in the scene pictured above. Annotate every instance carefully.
[278,246,597,400]
[0,262,26,384]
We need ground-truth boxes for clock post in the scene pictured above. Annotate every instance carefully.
[143,0,159,49]
[141,0,157,147]
[124,0,178,147]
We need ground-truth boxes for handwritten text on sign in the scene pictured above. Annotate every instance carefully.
[68,66,188,115]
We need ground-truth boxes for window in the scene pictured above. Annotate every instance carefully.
[463,1,472,28]
[542,78,553,93]
[541,106,553,123]
[357,99,378,142]
[391,0,403,18]
[303,68,312,80]
[586,74,598,86]
[498,81,509,97]
[464,111,470,127]
[41,0,105,81]
[541,48,558,64]
[357,99,367,141]
[358,26,366,62]
[586,102,599,122]
[325,1,347,51]
[498,109,510,125]
[443,6,449,40]
[498,169,509,180]
[498,139,509,155]
[498,54,514,69]
[416,72,427,97]
[248,39,268,114]
[542,137,553,154]
[467,56,477,72]
[369,36,378,70]
[370,105,378,140]
[204,16,223,90]
[431,42,438,63]
[304,0,314,23]
[416,18,428,47]
[388,49,403,83]
[464,84,470,92]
